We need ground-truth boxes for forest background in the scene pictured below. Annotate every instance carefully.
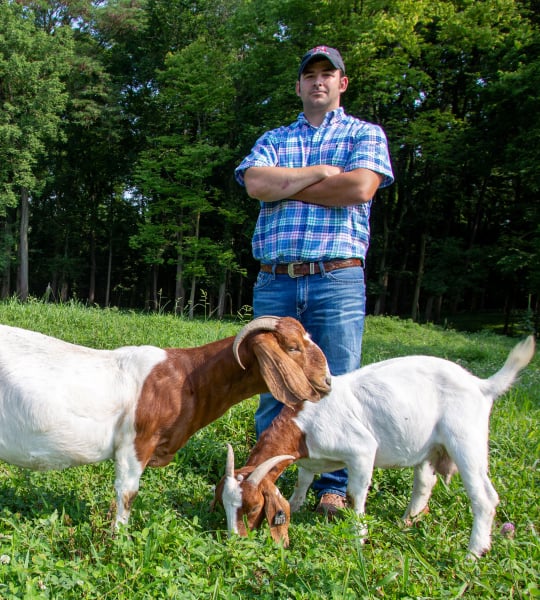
[1,0,539,329]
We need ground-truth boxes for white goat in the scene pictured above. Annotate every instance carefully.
[217,336,535,557]
[0,317,330,527]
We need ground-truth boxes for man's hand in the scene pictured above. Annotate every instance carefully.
[292,168,383,206]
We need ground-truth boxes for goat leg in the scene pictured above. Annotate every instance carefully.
[114,446,144,527]
[289,466,315,512]
[403,460,438,524]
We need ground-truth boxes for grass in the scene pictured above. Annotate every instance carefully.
[0,299,538,599]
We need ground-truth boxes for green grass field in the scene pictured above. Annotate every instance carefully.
[0,300,538,599]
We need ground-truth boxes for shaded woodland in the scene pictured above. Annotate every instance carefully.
[1,0,539,329]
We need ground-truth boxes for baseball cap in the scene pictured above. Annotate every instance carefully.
[298,46,346,78]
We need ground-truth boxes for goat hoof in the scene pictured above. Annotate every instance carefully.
[466,546,489,560]
[403,506,430,527]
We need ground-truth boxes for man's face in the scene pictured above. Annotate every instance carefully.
[296,58,348,113]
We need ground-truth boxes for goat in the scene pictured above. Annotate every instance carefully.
[0,316,330,527]
[216,336,535,557]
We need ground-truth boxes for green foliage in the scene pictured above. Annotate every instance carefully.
[1,0,539,320]
[131,17,242,306]
[0,302,537,598]
[0,2,73,210]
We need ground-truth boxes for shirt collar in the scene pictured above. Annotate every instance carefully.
[297,107,345,127]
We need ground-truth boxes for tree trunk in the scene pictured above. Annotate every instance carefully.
[373,213,390,316]
[60,233,70,301]
[187,211,201,319]
[152,264,159,310]
[503,283,515,335]
[424,295,434,322]
[105,195,115,308]
[18,187,29,302]
[175,230,185,314]
[60,280,69,302]
[411,233,426,322]
[434,295,443,323]
[188,276,197,319]
[236,273,244,316]
[88,230,96,305]
[390,251,408,315]
[1,217,13,299]
[217,278,226,318]
[105,235,113,307]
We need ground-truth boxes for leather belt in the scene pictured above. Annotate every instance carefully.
[260,258,364,278]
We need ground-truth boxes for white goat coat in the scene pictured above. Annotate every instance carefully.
[288,338,534,557]
[0,324,165,470]
[293,355,495,472]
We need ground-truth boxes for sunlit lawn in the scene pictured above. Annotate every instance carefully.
[0,300,537,598]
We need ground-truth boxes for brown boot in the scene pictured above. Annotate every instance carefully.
[315,493,348,520]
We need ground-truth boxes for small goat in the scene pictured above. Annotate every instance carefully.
[0,316,330,526]
[216,336,535,557]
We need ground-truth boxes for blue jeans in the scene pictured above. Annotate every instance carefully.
[253,263,365,499]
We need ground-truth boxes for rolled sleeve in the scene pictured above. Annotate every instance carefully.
[347,124,394,188]
[235,132,279,187]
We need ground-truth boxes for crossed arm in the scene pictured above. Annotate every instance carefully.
[244,165,383,207]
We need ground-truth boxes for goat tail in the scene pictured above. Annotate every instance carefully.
[485,335,536,399]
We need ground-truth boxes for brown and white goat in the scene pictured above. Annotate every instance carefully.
[216,336,535,557]
[0,316,330,526]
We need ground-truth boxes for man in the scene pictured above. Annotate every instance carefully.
[235,46,394,516]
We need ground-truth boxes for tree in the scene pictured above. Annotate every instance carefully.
[0,0,537,324]
[0,2,73,299]
[133,36,239,314]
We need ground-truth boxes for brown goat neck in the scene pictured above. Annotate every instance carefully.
[245,406,309,477]
[134,336,266,468]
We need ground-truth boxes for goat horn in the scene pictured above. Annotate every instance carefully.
[233,316,281,369]
[246,455,295,487]
[225,443,235,477]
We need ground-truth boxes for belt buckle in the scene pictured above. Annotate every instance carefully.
[287,262,304,278]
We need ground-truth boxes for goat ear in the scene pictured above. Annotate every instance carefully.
[253,336,319,407]
[263,488,291,548]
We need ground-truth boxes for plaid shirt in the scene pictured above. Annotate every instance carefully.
[235,108,394,264]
